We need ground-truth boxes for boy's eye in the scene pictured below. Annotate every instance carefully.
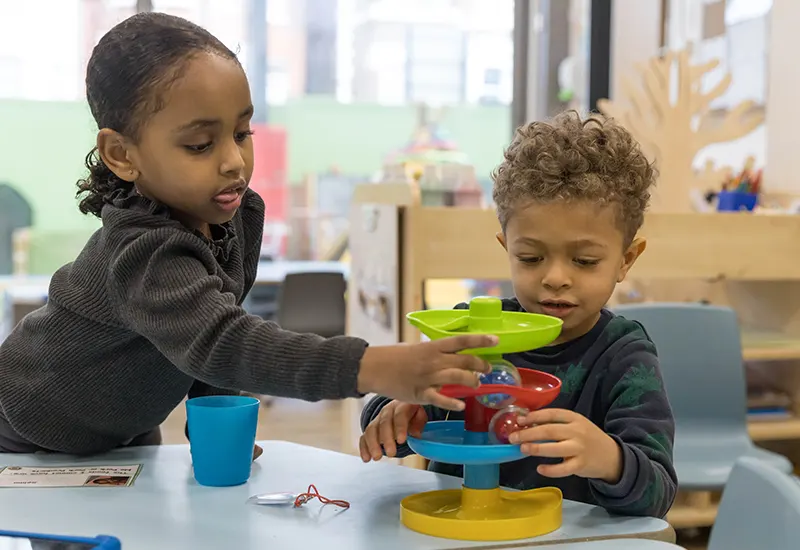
[574,258,600,267]
[235,129,255,142]
[519,256,542,265]
[185,142,212,153]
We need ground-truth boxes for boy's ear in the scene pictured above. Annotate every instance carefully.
[618,237,647,282]
[496,232,508,250]
[96,129,138,182]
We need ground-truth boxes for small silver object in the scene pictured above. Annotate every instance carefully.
[246,492,297,506]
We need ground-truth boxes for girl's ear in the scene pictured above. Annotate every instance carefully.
[96,129,138,182]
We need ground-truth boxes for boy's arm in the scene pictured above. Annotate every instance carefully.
[588,338,677,518]
[360,395,454,458]
[358,301,477,456]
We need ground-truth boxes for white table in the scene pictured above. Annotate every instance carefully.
[255,260,347,283]
[0,262,348,339]
[0,441,674,549]
[0,280,48,339]
[534,542,684,549]
[0,261,347,290]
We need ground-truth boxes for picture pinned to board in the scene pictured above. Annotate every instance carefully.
[348,204,400,345]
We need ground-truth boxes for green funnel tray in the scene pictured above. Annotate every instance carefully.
[406,297,563,355]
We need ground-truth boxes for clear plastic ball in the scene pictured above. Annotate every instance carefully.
[476,359,521,409]
[488,405,530,444]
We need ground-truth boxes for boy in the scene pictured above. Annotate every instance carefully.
[359,111,677,518]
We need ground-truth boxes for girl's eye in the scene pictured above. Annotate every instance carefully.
[519,257,542,264]
[185,142,212,153]
[574,258,600,267]
[235,129,255,142]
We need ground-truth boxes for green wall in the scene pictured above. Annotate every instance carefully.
[0,100,100,232]
[0,97,510,233]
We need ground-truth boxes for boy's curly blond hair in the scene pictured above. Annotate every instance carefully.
[492,110,656,245]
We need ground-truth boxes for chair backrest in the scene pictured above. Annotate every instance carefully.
[612,303,746,432]
[243,283,281,321]
[276,272,346,338]
[709,456,800,550]
[0,183,33,275]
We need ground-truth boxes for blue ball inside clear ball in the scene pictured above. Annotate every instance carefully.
[477,360,522,409]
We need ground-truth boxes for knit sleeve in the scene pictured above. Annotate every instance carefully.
[107,229,368,401]
[588,337,678,518]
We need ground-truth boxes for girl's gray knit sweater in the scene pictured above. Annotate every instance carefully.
[0,188,367,454]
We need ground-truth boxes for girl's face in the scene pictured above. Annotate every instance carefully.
[124,53,255,235]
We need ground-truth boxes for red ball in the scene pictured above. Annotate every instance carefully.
[488,406,529,444]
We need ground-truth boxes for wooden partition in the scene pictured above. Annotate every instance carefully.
[344,187,800,527]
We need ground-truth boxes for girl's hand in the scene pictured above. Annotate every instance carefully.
[359,400,428,462]
[509,408,622,483]
[357,335,496,411]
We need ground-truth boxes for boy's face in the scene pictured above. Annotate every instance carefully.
[498,200,645,344]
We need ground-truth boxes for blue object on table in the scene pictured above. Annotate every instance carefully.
[717,190,757,211]
[185,395,259,487]
[407,421,525,491]
[406,421,525,466]
[0,529,121,549]
[613,303,793,490]
[708,457,800,550]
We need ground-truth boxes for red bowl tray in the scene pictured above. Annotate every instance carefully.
[440,369,561,432]
[440,368,561,411]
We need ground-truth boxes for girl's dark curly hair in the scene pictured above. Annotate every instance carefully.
[492,110,657,245]
[76,12,239,217]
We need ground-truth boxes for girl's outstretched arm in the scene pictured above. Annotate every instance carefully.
[107,228,368,402]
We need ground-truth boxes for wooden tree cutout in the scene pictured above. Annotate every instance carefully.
[598,45,764,212]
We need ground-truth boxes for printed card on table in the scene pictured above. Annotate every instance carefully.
[0,464,142,488]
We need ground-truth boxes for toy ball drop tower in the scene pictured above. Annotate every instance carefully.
[401,297,565,542]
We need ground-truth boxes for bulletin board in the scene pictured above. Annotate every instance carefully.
[346,203,401,346]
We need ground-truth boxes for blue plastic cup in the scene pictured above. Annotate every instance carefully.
[185,395,259,487]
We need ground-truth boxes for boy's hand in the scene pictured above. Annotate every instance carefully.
[510,408,622,483]
[359,401,428,462]
[357,335,496,411]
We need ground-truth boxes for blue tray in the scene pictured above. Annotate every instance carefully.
[405,421,524,465]
[0,530,120,549]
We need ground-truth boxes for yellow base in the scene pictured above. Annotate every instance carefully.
[400,486,563,541]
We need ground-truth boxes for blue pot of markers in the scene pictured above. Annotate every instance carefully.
[717,190,757,212]
[186,395,259,487]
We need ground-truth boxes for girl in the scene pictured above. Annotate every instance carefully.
[0,12,494,455]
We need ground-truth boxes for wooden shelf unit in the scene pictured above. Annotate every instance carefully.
[742,333,800,362]
[748,417,800,442]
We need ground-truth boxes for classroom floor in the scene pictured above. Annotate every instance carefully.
[676,529,709,550]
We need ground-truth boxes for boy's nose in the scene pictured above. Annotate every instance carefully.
[542,265,571,289]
